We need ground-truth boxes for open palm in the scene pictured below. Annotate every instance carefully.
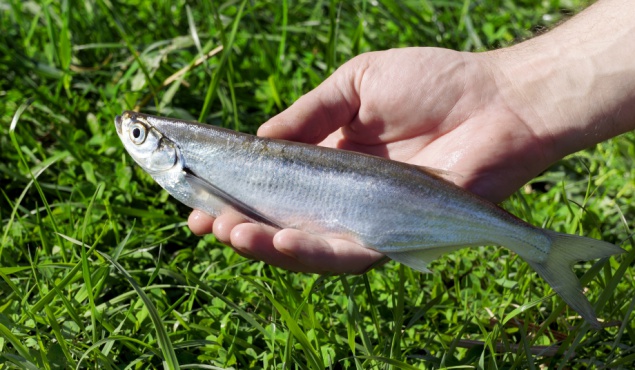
[189,47,554,273]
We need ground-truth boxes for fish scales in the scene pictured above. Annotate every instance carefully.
[115,110,623,328]
[149,114,516,250]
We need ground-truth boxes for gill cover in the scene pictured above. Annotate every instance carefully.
[116,112,179,173]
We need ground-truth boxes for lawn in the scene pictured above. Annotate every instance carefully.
[1,0,634,368]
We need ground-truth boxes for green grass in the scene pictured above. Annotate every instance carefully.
[1,0,634,368]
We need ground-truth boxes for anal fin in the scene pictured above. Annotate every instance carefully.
[385,245,464,273]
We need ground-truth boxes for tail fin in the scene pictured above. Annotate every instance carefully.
[526,231,623,329]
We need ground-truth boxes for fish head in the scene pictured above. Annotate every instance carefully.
[115,111,180,174]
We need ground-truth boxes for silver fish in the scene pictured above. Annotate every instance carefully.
[115,110,622,328]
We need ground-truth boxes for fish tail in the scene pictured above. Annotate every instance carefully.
[525,230,623,329]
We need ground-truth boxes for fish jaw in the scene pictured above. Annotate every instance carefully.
[115,114,123,134]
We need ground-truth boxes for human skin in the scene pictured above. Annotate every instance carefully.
[189,0,635,273]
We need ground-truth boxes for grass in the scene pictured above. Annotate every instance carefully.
[1,0,634,368]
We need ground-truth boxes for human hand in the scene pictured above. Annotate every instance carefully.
[190,0,635,273]
[189,47,556,273]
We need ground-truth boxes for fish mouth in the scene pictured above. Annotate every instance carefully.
[115,115,123,134]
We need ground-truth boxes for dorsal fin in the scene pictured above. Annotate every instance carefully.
[414,165,463,184]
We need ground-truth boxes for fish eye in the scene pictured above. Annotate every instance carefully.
[129,122,147,144]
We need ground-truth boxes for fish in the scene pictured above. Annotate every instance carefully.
[115,110,623,328]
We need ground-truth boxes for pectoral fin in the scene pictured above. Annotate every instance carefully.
[183,168,283,229]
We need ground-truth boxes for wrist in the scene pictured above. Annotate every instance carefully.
[485,0,635,162]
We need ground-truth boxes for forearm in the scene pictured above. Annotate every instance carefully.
[487,0,635,162]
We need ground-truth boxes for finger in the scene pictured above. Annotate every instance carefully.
[257,55,368,143]
[230,223,322,273]
[212,211,250,244]
[273,229,385,274]
[188,210,215,236]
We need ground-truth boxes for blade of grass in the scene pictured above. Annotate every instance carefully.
[186,5,206,70]
[340,275,373,366]
[1,353,41,370]
[59,0,71,94]
[354,355,422,370]
[243,276,324,370]
[0,160,58,256]
[502,295,554,326]
[44,304,77,367]
[199,0,247,122]
[0,322,35,363]
[389,265,406,364]
[96,0,160,110]
[325,0,341,74]
[76,335,163,370]
[80,183,104,345]
[96,249,181,370]
[8,100,68,262]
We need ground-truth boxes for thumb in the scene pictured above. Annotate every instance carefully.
[257,56,365,144]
